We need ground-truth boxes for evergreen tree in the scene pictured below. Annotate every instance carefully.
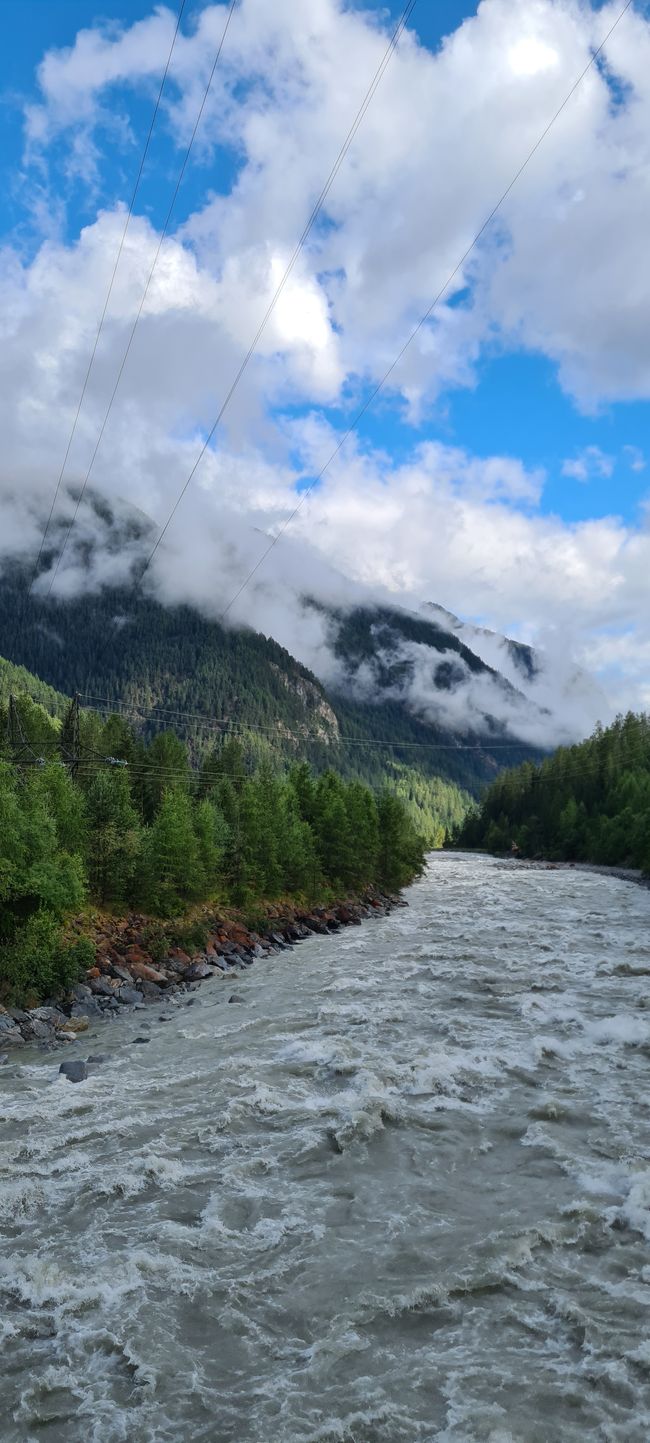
[85,768,143,905]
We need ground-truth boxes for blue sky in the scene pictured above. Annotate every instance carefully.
[1,0,650,723]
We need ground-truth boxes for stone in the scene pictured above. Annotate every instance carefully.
[90,977,120,998]
[138,980,163,1001]
[86,1054,108,1065]
[0,1015,24,1044]
[111,964,134,984]
[132,1036,150,1045]
[57,1015,89,1033]
[228,993,245,1004]
[59,1059,88,1083]
[128,961,169,986]
[116,985,142,1006]
[71,999,103,1019]
[29,1019,54,1041]
[32,1006,67,1026]
[185,960,213,981]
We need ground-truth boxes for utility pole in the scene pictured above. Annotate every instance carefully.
[6,695,29,764]
[61,693,82,778]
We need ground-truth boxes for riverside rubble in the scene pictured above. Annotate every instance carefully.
[0,888,404,1050]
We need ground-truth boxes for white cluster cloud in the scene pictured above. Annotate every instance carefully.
[562,446,614,482]
[1,0,650,741]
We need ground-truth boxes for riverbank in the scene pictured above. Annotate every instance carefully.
[0,886,404,1056]
[493,857,650,890]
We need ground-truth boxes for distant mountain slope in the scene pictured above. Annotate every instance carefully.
[0,653,68,717]
[0,575,545,840]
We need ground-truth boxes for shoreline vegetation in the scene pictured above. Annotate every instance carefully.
[455,712,650,877]
[1,691,426,1026]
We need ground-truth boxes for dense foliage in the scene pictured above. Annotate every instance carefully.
[0,697,426,1003]
[457,713,650,872]
[0,577,541,842]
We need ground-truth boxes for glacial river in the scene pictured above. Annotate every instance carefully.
[1,854,650,1443]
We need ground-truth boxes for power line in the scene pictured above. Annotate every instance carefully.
[137,0,417,581]
[79,691,544,750]
[32,0,188,579]
[9,746,649,792]
[44,0,239,598]
[215,0,634,624]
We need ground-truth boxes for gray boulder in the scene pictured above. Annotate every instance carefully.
[116,985,143,1007]
[59,1059,88,1083]
[185,960,213,981]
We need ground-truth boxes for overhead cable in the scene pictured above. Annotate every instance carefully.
[137,0,417,580]
[215,0,634,623]
[33,0,187,579]
[44,0,239,597]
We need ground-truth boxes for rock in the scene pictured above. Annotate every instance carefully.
[86,1054,108,1065]
[90,977,120,998]
[116,985,142,1007]
[0,1014,24,1044]
[32,1006,68,1026]
[59,1059,88,1083]
[138,980,163,1001]
[228,993,245,1004]
[132,1036,150,1045]
[86,967,101,979]
[128,961,169,986]
[72,984,93,1001]
[185,960,213,981]
[0,1053,9,1065]
[29,1019,55,1041]
[71,999,103,1019]
[111,964,134,984]
[58,1015,89,1033]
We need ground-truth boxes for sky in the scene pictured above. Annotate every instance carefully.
[1,0,650,730]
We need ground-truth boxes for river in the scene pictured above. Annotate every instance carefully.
[1,853,650,1443]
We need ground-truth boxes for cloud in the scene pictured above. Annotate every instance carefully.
[624,444,646,473]
[19,0,650,412]
[561,445,614,481]
[0,0,649,748]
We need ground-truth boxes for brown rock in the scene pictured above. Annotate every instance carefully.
[86,967,101,980]
[124,945,154,968]
[128,961,169,986]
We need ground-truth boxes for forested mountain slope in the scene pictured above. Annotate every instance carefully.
[0,575,544,841]
[456,712,650,871]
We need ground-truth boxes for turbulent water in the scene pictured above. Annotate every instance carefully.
[2,854,650,1443]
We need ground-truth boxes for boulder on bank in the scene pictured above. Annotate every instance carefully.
[128,961,169,986]
[184,960,214,981]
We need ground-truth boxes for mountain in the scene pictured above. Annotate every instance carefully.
[0,572,546,843]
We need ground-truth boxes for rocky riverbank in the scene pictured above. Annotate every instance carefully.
[0,887,404,1057]
[495,858,650,889]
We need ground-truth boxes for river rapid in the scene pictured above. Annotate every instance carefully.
[1,853,650,1443]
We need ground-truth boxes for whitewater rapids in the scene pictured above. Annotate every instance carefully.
[1,854,650,1442]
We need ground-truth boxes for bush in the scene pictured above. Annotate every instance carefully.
[0,913,92,1005]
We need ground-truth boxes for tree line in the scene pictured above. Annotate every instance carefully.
[0,694,426,1002]
[456,712,650,872]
